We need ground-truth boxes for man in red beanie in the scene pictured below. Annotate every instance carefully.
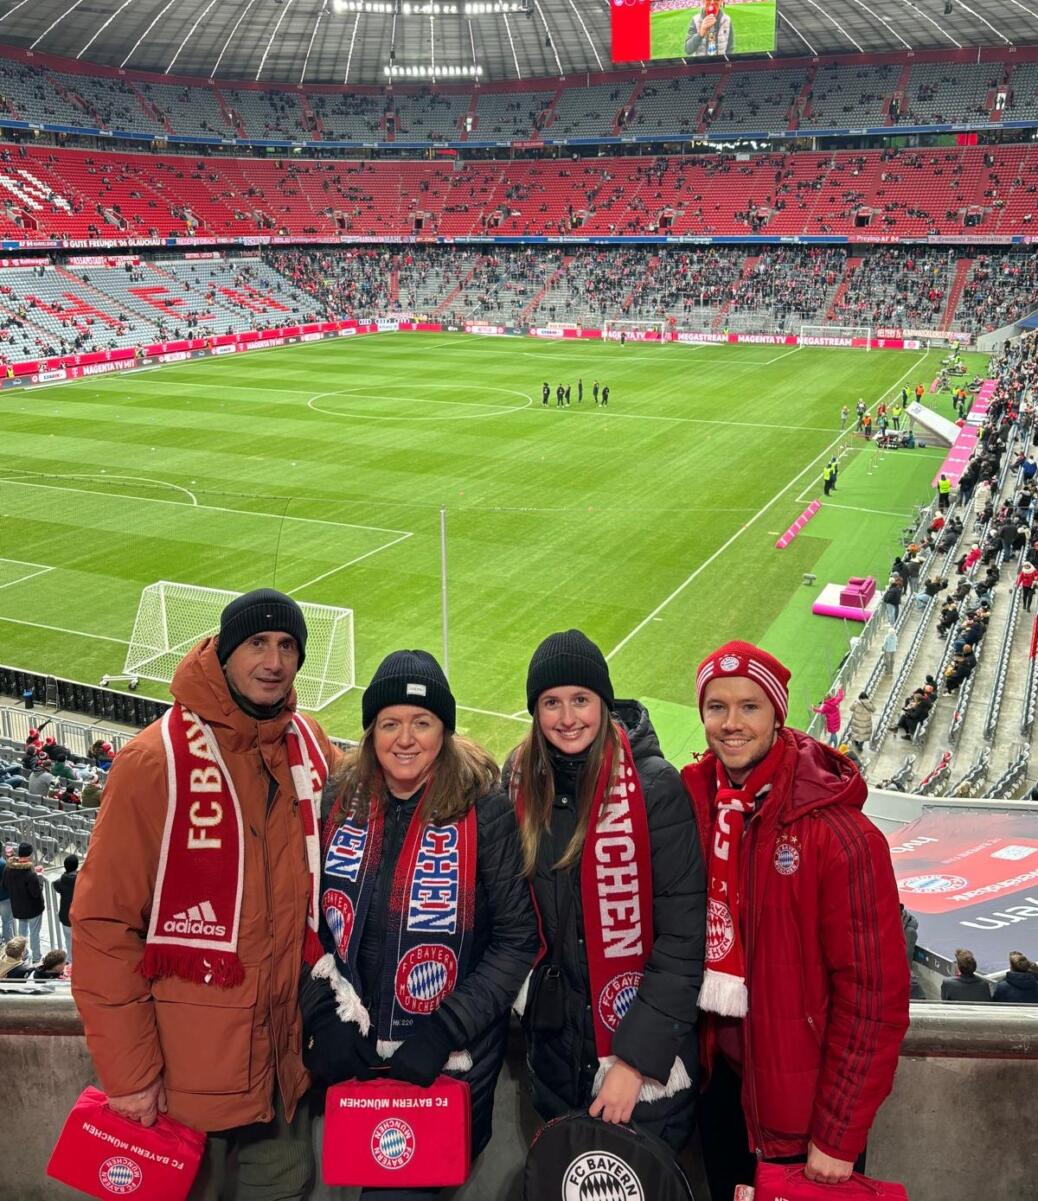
[681,640,909,1201]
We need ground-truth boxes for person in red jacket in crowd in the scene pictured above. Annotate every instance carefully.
[681,641,909,1201]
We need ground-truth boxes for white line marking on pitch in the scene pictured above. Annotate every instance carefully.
[0,476,411,538]
[0,558,54,591]
[605,350,932,663]
[0,615,130,645]
[762,346,803,365]
[822,503,913,519]
[307,385,533,423]
[287,532,414,595]
[457,705,530,724]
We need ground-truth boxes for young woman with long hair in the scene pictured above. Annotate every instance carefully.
[509,630,705,1150]
[300,650,537,1199]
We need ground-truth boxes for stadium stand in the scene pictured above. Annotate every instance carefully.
[799,62,902,130]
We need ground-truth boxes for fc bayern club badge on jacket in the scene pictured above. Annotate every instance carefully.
[323,1076,471,1188]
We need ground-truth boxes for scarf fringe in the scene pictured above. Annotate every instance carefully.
[312,953,372,1036]
[592,1055,692,1104]
[698,968,748,1018]
[140,945,244,988]
[376,1039,473,1074]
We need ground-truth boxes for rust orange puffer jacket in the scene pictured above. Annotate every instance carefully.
[72,638,338,1132]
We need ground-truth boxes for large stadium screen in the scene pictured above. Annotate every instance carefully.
[611,0,778,63]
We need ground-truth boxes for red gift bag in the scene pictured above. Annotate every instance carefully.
[323,1076,471,1188]
[47,1086,205,1201]
[753,1163,909,1201]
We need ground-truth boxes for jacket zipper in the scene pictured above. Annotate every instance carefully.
[743,815,765,1159]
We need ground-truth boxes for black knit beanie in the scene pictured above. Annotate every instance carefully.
[216,589,308,667]
[362,649,456,731]
[526,629,614,713]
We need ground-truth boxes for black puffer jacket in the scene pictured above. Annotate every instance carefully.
[301,789,538,1157]
[517,701,706,1151]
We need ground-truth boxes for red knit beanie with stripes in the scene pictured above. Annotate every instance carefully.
[695,640,791,725]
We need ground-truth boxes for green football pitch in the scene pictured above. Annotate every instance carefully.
[0,334,983,764]
[650,3,777,60]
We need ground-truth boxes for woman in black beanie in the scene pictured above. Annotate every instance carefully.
[300,649,537,1198]
[509,629,706,1152]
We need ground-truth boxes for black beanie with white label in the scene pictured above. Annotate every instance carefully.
[362,649,456,731]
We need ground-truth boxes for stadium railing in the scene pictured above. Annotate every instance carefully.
[987,747,1032,799]
[914,750,952,797]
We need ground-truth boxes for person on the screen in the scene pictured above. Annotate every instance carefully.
[685,0,733,57]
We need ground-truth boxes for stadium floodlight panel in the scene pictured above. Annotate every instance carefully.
[463,2,530,13]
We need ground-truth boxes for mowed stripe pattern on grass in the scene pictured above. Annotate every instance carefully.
[0,334,943,757]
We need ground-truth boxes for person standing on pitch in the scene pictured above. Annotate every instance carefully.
[593,380,600,405]
[543,381,550,407]
[840,404,848,431]
[301,651,537,1197]
[72,589,339,1201]
[601,385,610,407]
[578,378,584,403]
[509,631,705,1151]
[682,642,908,1201]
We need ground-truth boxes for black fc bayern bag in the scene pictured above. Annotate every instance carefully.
[524,1112,695,1201]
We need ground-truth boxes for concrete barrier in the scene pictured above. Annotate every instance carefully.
[2,996,1036,1201]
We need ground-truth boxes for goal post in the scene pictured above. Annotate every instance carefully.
[799,324,873,350]
[601,318,668,341]
[122,581,355,711]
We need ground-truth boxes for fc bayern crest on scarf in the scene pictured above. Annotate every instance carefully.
[597,970,642,1033]
[774,833,801,876]
[395,944,459,1014]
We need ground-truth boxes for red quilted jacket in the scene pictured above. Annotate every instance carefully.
[683,728,910,1162]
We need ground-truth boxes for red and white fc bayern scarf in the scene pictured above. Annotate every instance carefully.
[141,704,327,987]
[683,740,784,1018]
[516,725,654,1059]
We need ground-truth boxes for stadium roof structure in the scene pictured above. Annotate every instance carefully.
[1,0,1037,87]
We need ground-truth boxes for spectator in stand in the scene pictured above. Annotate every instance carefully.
[937,473,952,511]
[883,578,903,625]
[901,904,925,1000]
[5,843,44,963]
[0,935,27,978]
[1016,563,1037,612]
[944,647,975,694]
[80,773,103,808]
[848,692,874,754]
[993,952,1038,1003]
[812,687,845,749]
[26,762,54,798]
[31,948,68,981]
[889,686,935,740]
[940,949,992,1002]
[53,855,78,966]
[882,626,897,675]
[0,852,12,942]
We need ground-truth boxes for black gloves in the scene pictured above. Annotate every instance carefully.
[303,1005,381,1087]
[386,1012,455,1089]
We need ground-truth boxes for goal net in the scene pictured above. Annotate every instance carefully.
[799,324,873,350]
[602,319,667,341]
[123,581,355,711]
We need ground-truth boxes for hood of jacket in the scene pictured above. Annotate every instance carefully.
[684,727,867,824]
[170,637,299,754]
[611,698,665,765]
[5,858,34,872]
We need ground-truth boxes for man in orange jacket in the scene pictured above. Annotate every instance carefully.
[682,641,909,1201]
[73,589,338,1200]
